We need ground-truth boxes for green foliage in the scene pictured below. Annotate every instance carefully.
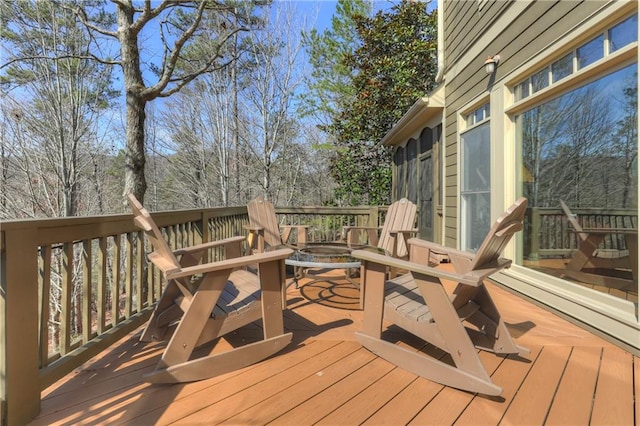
[328,0,438,205]
[300,0,371,126]
[0,0,117,106]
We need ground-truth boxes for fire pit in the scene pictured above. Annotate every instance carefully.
[285,242,386,289]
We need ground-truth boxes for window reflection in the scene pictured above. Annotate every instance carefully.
[531,68,549,93]
[577,35,604,69]
[609,14,638,53]
[518,64,638,302]
[552,53,573,83]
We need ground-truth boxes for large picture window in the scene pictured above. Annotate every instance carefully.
[517,62,637,302]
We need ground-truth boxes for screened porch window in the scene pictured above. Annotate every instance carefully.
[394,146,405,200]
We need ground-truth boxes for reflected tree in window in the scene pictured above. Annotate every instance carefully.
[519,65,637,209]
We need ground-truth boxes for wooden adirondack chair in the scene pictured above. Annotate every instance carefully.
[245,195,308,253]
[342,198,418,259]
[128,194,293,384]
[352,197,530,396]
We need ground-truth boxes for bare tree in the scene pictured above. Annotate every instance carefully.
[241,3,306,203]
[65,0,267,205]
[158,84,227,208]
[1,1,116,217]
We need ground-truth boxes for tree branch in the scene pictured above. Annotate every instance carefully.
[61,2,119,39]
[144,1,239,99]
[0,54,120,71]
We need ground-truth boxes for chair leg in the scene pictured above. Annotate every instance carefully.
[140,280,185,342]
[145,260,293,384]
[414,273,496,381]
[462,284,529,355]
[157,271,229,369]
[260,259,287,338]
[358,270,503,396]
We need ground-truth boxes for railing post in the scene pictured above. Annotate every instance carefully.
[528,207,540,261]
[1,227,40,425]
[368,206,380,228]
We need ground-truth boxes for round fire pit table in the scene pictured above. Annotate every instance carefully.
[285,242,386,289]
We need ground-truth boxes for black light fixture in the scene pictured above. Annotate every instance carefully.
[484,55,500,74]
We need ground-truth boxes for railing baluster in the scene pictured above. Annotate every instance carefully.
[125,233,133,318]
[112,234,121,327]
[39,246,51,367]
[61,242,73,355]
[97,236,107,334]
[136,230,144,312]
[82,239,93,343]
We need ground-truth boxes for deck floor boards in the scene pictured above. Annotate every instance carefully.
[30,270,638,425]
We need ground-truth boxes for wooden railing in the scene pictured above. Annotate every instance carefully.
[526,207,638,260]
[0,204,383,425]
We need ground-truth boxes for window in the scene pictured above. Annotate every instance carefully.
[531,68,549,93]
[514,14,637,101]
[609,14,637,53]
[551,53,572,83]
[577,35,604,69]
[466,103,490,127]
[517,62,637,302]
[461,103,491,252]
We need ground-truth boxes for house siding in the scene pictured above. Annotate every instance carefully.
[442,0,606,247]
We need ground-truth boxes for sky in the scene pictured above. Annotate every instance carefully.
[283,0,399,31]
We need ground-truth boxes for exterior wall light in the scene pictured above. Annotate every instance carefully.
[484,55,500,74]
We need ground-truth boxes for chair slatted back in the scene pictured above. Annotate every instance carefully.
[247,196,283,249]
[559,199,588,242]
[378,198,417,257]
[469,198,527,271]
[127,194,182,275]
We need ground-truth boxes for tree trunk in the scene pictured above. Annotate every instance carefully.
[117,3,147,205]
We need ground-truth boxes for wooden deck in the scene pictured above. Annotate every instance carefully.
[30,270,639,425]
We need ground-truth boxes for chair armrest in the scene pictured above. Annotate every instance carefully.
[167,248,293,280]
[386,229,418,258]
[461,258,512,282]
[352,249,480,286]
[402,239,514,281]
[243,224,265,232]
[389,228,418,235]
[406,238,473,260]
[173,236,245,257]
[388,228,418,242]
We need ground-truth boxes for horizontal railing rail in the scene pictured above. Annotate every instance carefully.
[0,203,381,425]
[275,205,384,242]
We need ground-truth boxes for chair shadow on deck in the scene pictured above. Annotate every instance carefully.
[294,274,362,311]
